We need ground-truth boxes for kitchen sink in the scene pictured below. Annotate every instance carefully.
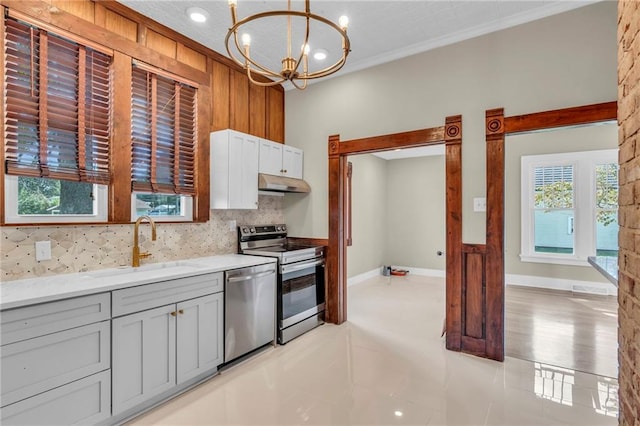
[85,261,205,278]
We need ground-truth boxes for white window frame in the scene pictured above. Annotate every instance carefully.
[130,192,193,223]
[520,149,618,266]
[4,175,108,224]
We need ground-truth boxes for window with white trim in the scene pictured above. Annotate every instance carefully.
[130,63,196,222]
[521,149,618,265]
[3,15,112,224]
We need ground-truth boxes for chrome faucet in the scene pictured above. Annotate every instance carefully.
[132,215,157,267]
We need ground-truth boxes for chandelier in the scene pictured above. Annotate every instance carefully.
[226,0,351,90]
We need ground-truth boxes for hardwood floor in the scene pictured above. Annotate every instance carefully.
[505,285,618,378]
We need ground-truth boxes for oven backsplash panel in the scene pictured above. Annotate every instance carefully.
[1,195,283,281]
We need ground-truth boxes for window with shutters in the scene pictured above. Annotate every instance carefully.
[3,15,112,224]
[130,63,196,221]
[520,149,618,265]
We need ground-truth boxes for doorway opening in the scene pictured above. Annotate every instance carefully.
[484,102,618,370]
[503,123,619,378]
[327,115,468,355]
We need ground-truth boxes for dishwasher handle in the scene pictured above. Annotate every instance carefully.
[227,269,275,283]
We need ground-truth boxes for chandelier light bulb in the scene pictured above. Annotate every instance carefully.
[241,33,251,47]
[303,44,310,55]
[339,15,349,30]
[228,0,237,6]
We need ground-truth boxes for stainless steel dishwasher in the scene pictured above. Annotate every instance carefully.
[224,263,277,363]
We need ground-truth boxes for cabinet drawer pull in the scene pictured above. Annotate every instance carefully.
[178,309,184,315]
[170,311,177,317]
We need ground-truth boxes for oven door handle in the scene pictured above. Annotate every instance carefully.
[227,269,276,283]
[281,258,324,274]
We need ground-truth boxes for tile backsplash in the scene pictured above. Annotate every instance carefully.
[1,195,283,281]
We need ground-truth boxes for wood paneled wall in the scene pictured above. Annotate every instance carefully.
[0,0,285,223]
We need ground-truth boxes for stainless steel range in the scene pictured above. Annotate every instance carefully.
[238,224,325,344]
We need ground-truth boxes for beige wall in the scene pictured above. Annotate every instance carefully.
[504,123,618,282]
[1,196,283,281]
[386,156,446,271]
[284,2,617,248]
[346,155,388,277]
[345,154,445,278]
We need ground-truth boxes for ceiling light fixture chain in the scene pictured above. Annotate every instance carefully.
[226,0,351,90]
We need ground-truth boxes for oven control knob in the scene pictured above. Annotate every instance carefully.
[250,227,256,233]
[282,225,286,231]
[241,227,249,234]
[276,225,282,231]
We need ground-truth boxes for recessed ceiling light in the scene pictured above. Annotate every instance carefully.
[313,49,328,61]
[187,7,209,23]
[394,411,403,417]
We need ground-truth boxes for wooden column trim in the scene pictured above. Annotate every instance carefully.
[109,51,133,223]
[444,115,463,351]
[485,108,505,361]
[327,134,345,324]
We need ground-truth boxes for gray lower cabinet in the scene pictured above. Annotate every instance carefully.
[112,273,224,417]
[176,293,224,383]
[0,371,111,426]
[112,304,177,415]
[0,294,111,425]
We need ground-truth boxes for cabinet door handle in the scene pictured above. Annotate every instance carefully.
[178,309,184,315]
[170,311,177,317]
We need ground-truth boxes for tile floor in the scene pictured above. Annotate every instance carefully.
[128,274,618,425]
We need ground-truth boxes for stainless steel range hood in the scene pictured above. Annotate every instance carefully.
[258,173,311,193]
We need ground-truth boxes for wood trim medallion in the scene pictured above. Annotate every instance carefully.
[484,101,617,362]
[326,116,464,353]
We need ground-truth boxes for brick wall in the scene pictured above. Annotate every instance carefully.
[618,1,640,425]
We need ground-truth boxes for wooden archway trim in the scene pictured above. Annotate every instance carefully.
[326,115,463,328]
[484,101,617,361]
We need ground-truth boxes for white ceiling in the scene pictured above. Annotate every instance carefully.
[118,0,597,88]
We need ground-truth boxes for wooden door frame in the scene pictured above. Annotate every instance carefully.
[484,101,617,361]
[326,115,463,347]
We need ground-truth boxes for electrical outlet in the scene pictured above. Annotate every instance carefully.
[35,241,52,261]
[473,197,487,212]
[228,220,237,231]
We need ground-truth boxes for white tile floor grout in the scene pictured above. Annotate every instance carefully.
[128,274,618,425]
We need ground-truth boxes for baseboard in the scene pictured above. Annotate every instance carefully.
[347,268,381,286]
[395,266,446,278]
[347,266,445,286]
[506,273,617,296]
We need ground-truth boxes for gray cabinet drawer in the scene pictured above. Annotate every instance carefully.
[0,370,111,426]
[112,272,223,317]
[1,321,110,407]
[1,293,110,346]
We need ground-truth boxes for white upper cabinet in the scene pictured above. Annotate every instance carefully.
[210,130,259,210]
[282,146,303,179]
[259,139,303,179]
[258,140,284,176]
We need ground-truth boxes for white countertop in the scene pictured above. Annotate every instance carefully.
[0,255,277,311]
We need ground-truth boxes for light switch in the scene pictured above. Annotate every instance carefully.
[473,197,487,212]
[35,241,52,261]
